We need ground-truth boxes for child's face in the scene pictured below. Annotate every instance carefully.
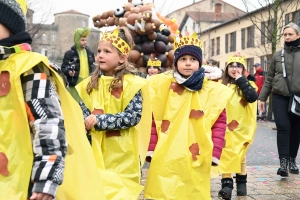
[227,62,244,79]
[147,66,160,76]
[0,23,10,40]
[96,41,125,76]
[177,55,199,78]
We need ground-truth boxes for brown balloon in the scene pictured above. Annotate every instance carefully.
[155,41,167,54]
[140,5,152,13]
[118,18,127,27]
[108,10,114,18]
[158,54,167,67]
[114,18,119,26]
[125,3,134,11]
[101,12,108,19]
[129,50,141,62]
[136,57,144,68]
[148,32,157,41]
[168,34,175,43]
[124,11,131,18]
[131,7,140,14]
[167,50,175,62]
[108,18,115,26]
[127,13,139,25]
[93,15,101,22]
[142,41,155,54]
[144,23,153,33]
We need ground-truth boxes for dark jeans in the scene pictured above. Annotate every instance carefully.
[272,93,300,159]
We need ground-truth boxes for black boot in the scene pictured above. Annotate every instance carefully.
[289,157,299,174]
[236,174,247,196]
[277,157,288,177]
[218,178,233,200]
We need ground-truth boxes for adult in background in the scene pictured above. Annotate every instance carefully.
[61,28,95,102]
[253,63,266,120]
[258,22,300,177]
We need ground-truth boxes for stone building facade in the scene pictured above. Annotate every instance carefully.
[26,10,100,61]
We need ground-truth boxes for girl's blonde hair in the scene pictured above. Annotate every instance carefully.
[86,26,136,94]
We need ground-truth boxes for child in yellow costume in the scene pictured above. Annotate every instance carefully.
[76,27,151,190]
[143,33,233,200]
[0,0,107,200]
[218,53,258,200]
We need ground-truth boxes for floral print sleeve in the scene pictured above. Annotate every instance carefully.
[79,100,91,120]
[95,90,143,130]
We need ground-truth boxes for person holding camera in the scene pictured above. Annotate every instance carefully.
[61,27,95,102]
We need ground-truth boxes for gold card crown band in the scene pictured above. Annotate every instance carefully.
[227,53,246,67]
[173,32,202,51]
[147,59,161,67]
[100,29,131,55]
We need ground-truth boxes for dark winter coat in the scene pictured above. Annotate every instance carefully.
[259,44,300,101]
[61,45,95,86]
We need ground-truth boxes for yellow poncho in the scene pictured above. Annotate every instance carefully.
[144,73,233,200]
[76,74,151,197]
[0,51,105,200]
[218,82,258,173]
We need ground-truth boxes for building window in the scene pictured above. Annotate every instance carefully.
[285,13,290,25]
[229,31,236,52]
[267,19,274,44]
[246,57,254,72]
[293,10,300,26]
[261,22,265,45]
[51,48,55,58]
[216,37,220,55]
[51,34,56,42]
[193,22,195,30]
[82,20,86,27]
[225,34,228,53]
[41,48,47,56]
[211,38,215,56]
[246,25,254,47]
[241,28,245,49]
[42,34,47,41]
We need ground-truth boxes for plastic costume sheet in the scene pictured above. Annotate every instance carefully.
[217,81,258,173]
[0,51,106,200]
[143,73,233,200]
[76,74,151,197]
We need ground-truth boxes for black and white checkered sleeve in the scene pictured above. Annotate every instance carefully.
[21,63,67,197]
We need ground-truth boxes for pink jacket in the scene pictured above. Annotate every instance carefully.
[212,109,227,165]
[148,115,158,151]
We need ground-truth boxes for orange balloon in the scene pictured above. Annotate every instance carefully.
[171,23,178,31]
[165,19,172,26]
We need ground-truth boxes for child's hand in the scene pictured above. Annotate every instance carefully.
[235,70,242,79]
[85,115,97,130]
[30,192,53,200]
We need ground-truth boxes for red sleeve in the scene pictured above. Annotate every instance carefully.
[211,109,227,166]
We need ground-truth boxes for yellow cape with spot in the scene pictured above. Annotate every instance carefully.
[0,51,106,199]
[76,74,151,196]
[144,72,233,200]
[217,81,257,173]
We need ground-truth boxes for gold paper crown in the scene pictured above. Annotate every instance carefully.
[16,0,27,15]
[100,28,131,55]
[173,32,202,51]
[227,52,246,67]
[147,58,161,67]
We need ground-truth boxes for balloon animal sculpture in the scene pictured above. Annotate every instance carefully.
[92,0,179,70]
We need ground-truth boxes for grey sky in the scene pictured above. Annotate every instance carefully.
[33,0,248,27]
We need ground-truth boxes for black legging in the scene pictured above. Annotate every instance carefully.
[272,93,300,159]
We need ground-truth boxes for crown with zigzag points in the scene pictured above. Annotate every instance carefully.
[100,28,131,55]
[147,58,161,67]
[173,32,202,51]
[227,52,246,67]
